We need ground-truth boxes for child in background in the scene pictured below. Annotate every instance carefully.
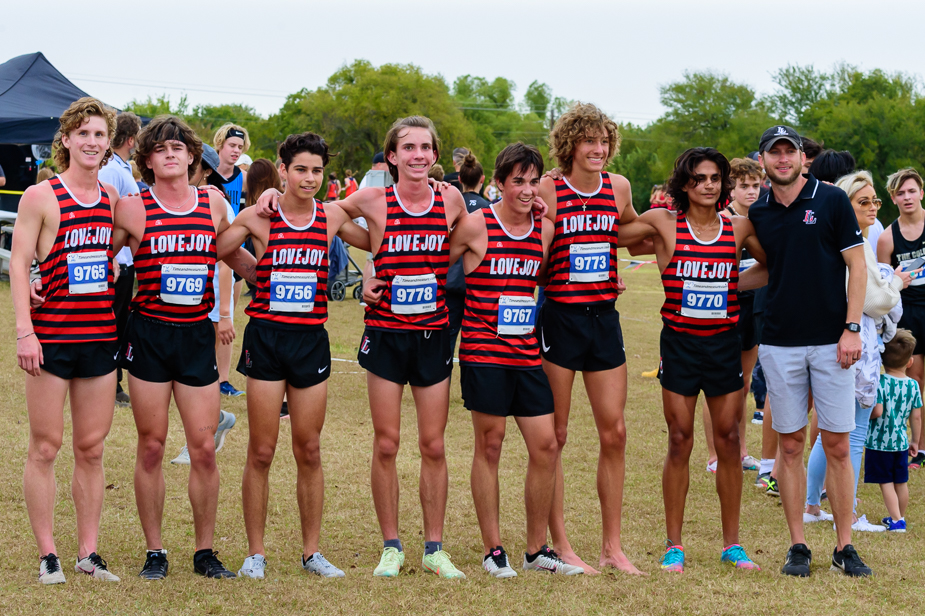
[866,328,922,532]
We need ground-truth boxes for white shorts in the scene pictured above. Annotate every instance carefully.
[759,344,856,434]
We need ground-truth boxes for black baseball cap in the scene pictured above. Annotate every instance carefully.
[759,125,802,153]
[372,151,385,164]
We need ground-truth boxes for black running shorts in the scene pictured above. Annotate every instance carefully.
[899,304,925,356]
[537,298,626,372]
[237,318,331,388]
[737,294,758,351]
[357,327,452,387]
[658,325,743,398]
[40,340,118,380]
[121,313,218,387]
[460,365,554,417]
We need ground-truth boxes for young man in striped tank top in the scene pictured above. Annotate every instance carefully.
[536,103,640,574]
[217,132,369,579]
[336,117,470,578]
[451,143,583,577]
[112,116,256,580]
[619,148,767,572]
[12,98,123,584]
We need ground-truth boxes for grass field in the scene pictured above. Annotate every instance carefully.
[1,250,922,615]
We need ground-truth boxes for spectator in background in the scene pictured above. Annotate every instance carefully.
[649,184,672,210]
[485,177,501,202]
[343,169,358,197]
[325,172,340,201]
[359,152,393,189]
[237,153,253,172]
[98,111,142,407]
[802,137,824,173]
[35,167,54,184]
[443,147,469,192]
[428,164,445,182]
[809,149,856,183]
[130,160,147,191]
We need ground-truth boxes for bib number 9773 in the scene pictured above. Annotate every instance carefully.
[391,273,438,315]
[67,250,108,294]
[497,295,536,336]
[680,281,728,319]
[160,263,209,305]
[270,271,317,312]
[569,242,610,283]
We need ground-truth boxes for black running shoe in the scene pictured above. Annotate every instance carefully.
[831,544,872,577]
[139,550,168,580]
[781,543,811,577]
[194,549,236,578]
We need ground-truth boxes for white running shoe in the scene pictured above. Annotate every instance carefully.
[482,547,518,579]
[238,554,267,579]
[803,510,834,523]
[302,552,345,578]
[214,410,236,452]
[39,553,66,585]
[75,552,120,581]
[742,455,760,471]
[851,515,886,533]
[170,445,190,465]
[706,460,717,474]
[522,546,584,575]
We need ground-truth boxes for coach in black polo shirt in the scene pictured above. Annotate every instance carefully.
[749,125,871,577]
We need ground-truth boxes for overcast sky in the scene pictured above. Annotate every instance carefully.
[3,0,923,126]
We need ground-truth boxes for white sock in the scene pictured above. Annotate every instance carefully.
[760,458,775,475]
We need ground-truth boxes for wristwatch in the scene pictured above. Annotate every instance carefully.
[845,322,860,333]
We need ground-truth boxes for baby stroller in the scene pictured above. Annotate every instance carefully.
[327,235,364,301]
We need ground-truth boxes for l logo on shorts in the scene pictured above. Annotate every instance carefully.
[245,350,252,368]
[360,335,371,355]
[125,343,134,362]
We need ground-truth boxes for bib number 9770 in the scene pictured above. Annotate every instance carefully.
[270,271,317,312]
[680,281,728,319]
[391,274,438,315]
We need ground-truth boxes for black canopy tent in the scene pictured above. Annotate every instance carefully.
[0,52,116,210]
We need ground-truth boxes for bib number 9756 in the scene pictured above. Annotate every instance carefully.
[67,250,108,294]
[270,271,317,312]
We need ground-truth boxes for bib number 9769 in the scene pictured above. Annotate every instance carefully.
[160,263,209,306]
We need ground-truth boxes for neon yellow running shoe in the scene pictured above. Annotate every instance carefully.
[373,547,404,577]
[422,550,466,579]
[641,368,659,378]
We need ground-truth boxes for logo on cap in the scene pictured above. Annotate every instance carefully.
[774,126,789,136]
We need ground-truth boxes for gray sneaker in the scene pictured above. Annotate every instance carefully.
[522,546,584,575]
[39,553,66,585]
[214,410,236,452]
[170,445,190,465]
[115,390,131,407]
[302,552,345,578]
[238,554,267,579]
[75,552,120,581]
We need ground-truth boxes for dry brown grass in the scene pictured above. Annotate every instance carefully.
[1,250,923,615]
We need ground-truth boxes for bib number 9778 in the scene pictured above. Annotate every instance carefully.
[391,273,438,315]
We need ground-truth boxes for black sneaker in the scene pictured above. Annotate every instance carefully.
[831,544,872,577]
[781,543,811,577]
[139,550,168,580]
[280,401,289,419]
[194,549,236,578]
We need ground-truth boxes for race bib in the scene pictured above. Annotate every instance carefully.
[160,263,208,305]
[900,258,925,287]
[569,242,610,282]
[270,271,317,312]
[680,280,728,319]
[739,257,757,273]
[392,273,437,315]
[67,250,108,294]
[497,295,536,336]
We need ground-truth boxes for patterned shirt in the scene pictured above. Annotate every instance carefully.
[867,374,922,451]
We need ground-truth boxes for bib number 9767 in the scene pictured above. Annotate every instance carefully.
[497,295,536,336]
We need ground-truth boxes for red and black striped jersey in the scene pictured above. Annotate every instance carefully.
[459,205,543,369]
[365,185,449,330]
[660,213,739,336]
[31,175,116,343]
[246,201,328,327]
[545,173,620,304]
[131,187,216,323]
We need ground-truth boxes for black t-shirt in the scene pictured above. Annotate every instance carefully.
[443,171,462,194]
[206,166,246,214]
[748,174,863,346]
[462,191,489,212]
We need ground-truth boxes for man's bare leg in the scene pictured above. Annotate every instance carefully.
[777,429,808,547]
[368,373,404,541]
[470,412,507,552]
[288,381,328,556]
[24,372,70,557]
[515,414,559,554]
[411,378,450,542]
[584,366,642,574]
[241,378,286,556]
[69,372,117,558]
[707,391,745,547]
[130,377,174,550]
[819,430,854,551]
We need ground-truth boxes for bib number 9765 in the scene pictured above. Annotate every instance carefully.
[67,250,108,294]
